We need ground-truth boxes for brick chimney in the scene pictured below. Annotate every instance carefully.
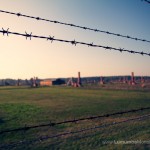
[77,72,81,86]
[131,72,136,85]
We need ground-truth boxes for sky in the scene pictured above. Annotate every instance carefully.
[0,0,150,79]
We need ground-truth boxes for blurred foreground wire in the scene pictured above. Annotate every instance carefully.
[0,113,149,149]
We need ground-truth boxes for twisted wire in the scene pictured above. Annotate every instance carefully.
[0,107,149,134]
[0,28,150,56]
[0,9,150,43]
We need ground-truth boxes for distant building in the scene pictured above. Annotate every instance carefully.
[40,80,52,86]
[40,79,65,86]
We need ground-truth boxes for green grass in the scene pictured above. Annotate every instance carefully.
[0,86,150,150]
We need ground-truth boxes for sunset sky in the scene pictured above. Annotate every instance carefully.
[0,0,150,79]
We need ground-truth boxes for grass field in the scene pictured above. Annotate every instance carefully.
[0,86,150,150]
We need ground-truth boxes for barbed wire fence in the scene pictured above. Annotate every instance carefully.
[0,28,150,56]
[0,9,150,43]
[0,113,149,149]
[0,6,150,149]
[0,106,149,135]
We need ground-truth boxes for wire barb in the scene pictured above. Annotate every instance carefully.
[119,48,124,53]
[71,40,77,46]
[130,50,135,54]
[2,28,9,36]
[49,121,55,127]
[36,17,40,20]
[105,46,112,50]
[16,13,22,17]
[25,31,32,40]
[47,36,54,43]
[88,42,93,47]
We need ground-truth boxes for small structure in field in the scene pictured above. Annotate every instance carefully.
[17,79,21,86]
[141,76,145,84]
[141,76,145,88]
[123,76,128,84]
[67,77,75,86]
[130,72,136,85]
[67,72,82,87]
[40,79,65,86]
[30,77,39,87]
[77,72,82,87]
[40,80,52,86]
[100,76,104,85]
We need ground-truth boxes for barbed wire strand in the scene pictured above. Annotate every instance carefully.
[0,9,150,43]
[0,28,150,56]
[0,107,149,135]
[64,116,149,147]
[0,114,149,149]
[46,112,150,147]
[142,0,150,4]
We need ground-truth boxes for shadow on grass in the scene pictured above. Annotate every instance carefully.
[0,86,35,91]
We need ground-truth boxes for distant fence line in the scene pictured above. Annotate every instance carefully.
[0,113,149,149]
[0,9,150,43]
[0,106,149,135]
[0,28,150,56]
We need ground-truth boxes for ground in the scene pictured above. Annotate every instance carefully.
[0,85,150,150]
